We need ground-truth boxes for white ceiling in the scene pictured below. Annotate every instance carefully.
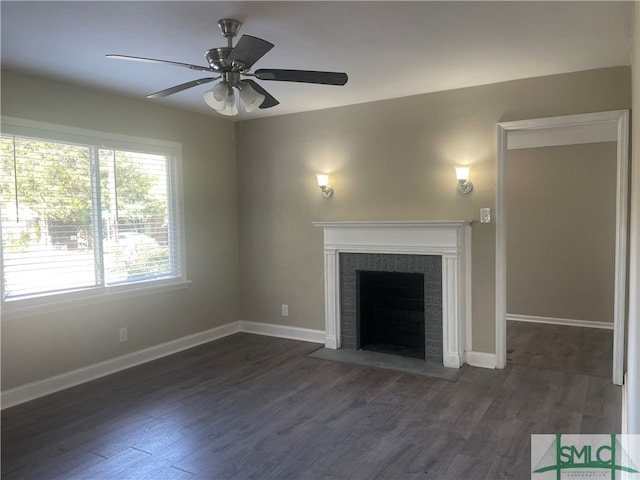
[0,1,632,120]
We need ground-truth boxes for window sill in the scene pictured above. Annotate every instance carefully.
[2,279,192,321]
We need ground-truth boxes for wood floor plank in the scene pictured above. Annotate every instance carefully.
[507,320,613,377]
[67,447,150,480]
[443,452,496,480]
[2,448,106,480]
[2,331,621,479]
[144,466,195,479]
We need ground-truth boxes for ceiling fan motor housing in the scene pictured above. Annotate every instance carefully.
[206,19,243,71]
[205,47,233,71]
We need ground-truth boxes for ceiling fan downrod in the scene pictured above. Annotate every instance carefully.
[218,18,241,47]
[205,19,243,71]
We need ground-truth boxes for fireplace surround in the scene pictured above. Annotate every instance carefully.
[314,221,471,369]
[342,254,441,362]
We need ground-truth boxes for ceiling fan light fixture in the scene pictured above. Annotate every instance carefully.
[203,82,226,109]
[217,89,239,116]
[239,82,265,112]
[202,90,220,109]
[204,81,240,114]
[213,81,231,102]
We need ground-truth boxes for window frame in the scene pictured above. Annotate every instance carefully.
[1,116,189,319]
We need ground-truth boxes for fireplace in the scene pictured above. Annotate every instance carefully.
[340,253,443,362]
[359,271,426,359]
[315,221,471,368]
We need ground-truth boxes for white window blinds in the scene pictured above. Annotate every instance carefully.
[0,118,185,304]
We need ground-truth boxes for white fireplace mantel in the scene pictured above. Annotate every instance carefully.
[314,221,472,369]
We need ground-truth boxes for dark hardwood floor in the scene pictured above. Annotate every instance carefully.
[507,319,614,378]
[2,330,620,480]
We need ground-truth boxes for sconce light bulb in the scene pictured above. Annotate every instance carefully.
[455,166,470,181]
[316,174,329,188]
[455,166,473,194]
[316,174,333,198]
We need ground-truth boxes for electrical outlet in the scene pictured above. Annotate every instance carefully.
[282,304,289,316]
[119,327,128,343]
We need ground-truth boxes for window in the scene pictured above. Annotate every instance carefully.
[0,117,186,310]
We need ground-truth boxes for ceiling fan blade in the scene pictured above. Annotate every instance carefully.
[106,54,214,73]
[227,35,274,69]
[243,79,279,109]
[147,77,218,98]
[255,69,348,86]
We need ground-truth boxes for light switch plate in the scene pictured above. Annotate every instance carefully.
[480,208,491,223]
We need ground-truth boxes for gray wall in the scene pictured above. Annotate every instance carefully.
[506,143,617,323]
[1,70,239,390]
[0,66,631,391]
[236,67,630,354]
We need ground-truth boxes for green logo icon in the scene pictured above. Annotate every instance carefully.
[532,434,639,480]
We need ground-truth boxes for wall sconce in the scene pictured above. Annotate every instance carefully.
[316,174,334,198]
[455,166,473,194]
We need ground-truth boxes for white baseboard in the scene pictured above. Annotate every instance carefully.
[1,321,325,409]
[443,354,461,369]
[4,320,498,409]
[1,322,241,410]
[466,351,496,369]
[506,313,614,330]
[239,320,325,344]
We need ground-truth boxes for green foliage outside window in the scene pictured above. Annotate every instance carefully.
[0,133,177,299]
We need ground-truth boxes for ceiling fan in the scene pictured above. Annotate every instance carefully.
[107,19,349,116]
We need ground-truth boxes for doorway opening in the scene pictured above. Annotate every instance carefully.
[496,110,629,385]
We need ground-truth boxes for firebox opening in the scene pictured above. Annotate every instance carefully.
[357,270,425,360]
